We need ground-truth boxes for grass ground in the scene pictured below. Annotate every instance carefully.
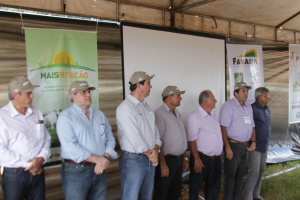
[260,160,300,200]
[181,160,300,200]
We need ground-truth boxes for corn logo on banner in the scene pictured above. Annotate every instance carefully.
[226,44,264,104]
[25,28,99,165]
[289,44,300,124]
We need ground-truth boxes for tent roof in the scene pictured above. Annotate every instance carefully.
[121,0,300,32]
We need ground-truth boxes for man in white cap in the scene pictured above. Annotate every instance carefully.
[57,81,117,200]
[153,86,188,200]
[0,76,51,200]
[219,82,256,200]
[116,71,162,200]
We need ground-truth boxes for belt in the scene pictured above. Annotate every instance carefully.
[64,159,95,166]
[122,150,147,156]
[199,152,219,159]
[3,167,24,170]
[165,154,183,159]
[228,139,248,145]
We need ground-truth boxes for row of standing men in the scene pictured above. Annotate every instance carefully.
[0,72,270,200]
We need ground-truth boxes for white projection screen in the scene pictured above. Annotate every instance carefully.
[121,23,226,121]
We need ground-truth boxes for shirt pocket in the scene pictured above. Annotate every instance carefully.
[95,122,106,140]
[34,124,45,141]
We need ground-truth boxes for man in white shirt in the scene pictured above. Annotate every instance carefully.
[0,76,51,200]
[116,71,162,200]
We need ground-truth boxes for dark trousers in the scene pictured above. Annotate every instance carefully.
[2,168,45,200]
[153,155,183,200]
[223,142,248,200]
[189,152,221,200]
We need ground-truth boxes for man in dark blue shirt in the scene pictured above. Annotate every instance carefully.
[244,87,271,200]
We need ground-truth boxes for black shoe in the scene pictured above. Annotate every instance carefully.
[253,196,264,200]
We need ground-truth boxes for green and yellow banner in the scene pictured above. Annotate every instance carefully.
[25,28,99,164]
[226,44,264,104]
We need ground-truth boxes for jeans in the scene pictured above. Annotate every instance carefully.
[2,167,45,200]
[189,153,222,200]
[61,162,107,200]
[243,151,267,200]
[153,155,183,200]
[119,150,155,200]
[223,142,248,200]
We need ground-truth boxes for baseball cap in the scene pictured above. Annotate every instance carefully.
[129,71,155,85]
[69,81,96,94]
[162,86,185,97]
[9,76,39,93]
[234,82,252,90]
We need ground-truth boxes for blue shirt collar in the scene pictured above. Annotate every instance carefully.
[72,103,93,118]
[254,100,268,110]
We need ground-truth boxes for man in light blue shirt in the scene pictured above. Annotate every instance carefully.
[57,81,117,200]
[116,71,162,200]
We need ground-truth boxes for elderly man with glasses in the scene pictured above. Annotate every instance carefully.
[57,81,117,200]
[244,87,271,200]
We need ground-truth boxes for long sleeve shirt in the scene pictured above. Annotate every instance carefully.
[56,103,117,163]
[155,103,187,156]
[116,94,161,153]
[0,101,51,168]
[252,101,271,153]
[219,97,255,142]
[187,106,223,156]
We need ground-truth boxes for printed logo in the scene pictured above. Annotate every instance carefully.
[30,50,95,80]
[232,49,259,65]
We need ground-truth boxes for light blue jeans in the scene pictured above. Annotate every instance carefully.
[61,162,107,200]
[119,151,155,200]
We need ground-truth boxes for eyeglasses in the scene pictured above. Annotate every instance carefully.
[78,90,93,95]
[262,95,270,98]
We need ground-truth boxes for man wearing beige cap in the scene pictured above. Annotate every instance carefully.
[57,81,117,200]
[0,76,51,200]
[219,82,256,200]
[116,71,161,200]
[153,86,188,200]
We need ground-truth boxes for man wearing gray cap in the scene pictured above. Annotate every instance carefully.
[219,82,256,200]
[57,81,117,200]
[0,76,51,200]
[187,90,223,200]
[116,71,162,200]
[153,86,188,200]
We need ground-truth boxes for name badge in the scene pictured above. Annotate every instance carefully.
[244,116,251,124]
